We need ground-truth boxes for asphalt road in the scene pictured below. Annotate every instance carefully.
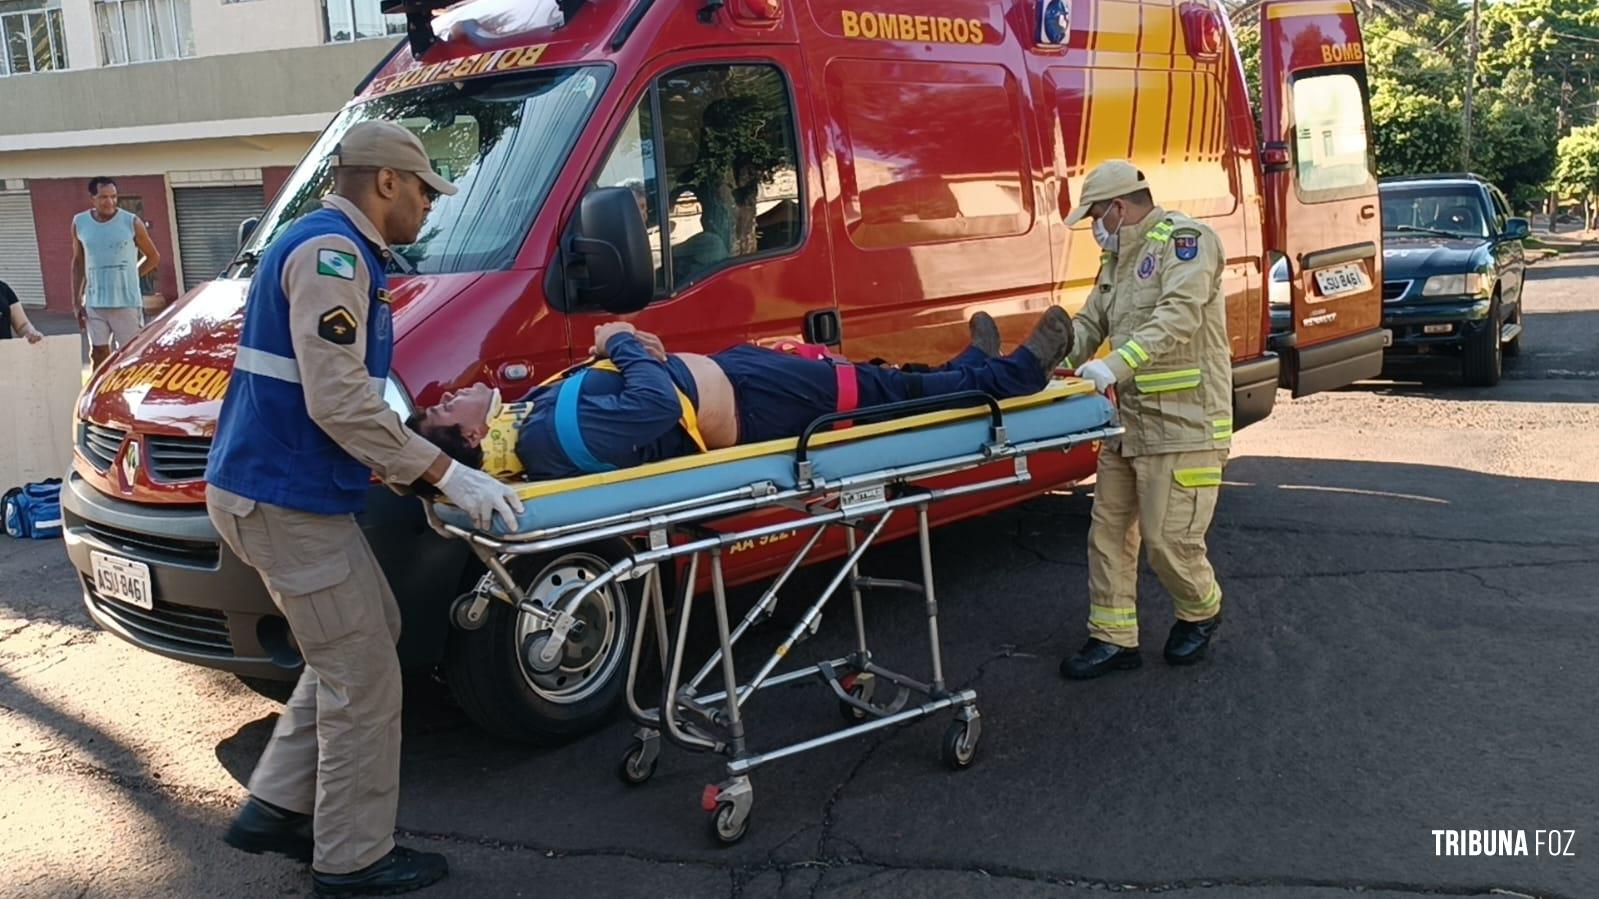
[4,252,1597,899]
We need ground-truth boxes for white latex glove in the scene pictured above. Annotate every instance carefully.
[1075,359,1118,394]
[436,461,525,532]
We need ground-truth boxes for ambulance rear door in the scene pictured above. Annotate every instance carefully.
[1258,0,1385,396]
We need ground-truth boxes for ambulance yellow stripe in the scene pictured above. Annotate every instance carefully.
[1086,69,1137,168]
[1096,2,1139,54]
[1266,0,1353,19]
[1134,69,1171,163]
[1170,72,1195,163]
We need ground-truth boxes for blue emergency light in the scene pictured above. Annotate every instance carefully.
[1037,0,1069,47]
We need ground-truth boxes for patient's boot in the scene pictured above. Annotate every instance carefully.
[969,312,1001,357]
[1022,306,1074,373]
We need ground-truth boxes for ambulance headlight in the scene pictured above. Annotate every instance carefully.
[384,375,414,419]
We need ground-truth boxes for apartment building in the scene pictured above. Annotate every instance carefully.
[0,0,402,311]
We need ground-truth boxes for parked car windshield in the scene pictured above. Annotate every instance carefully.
[1380,185,1490,239]
[236,65,608,277]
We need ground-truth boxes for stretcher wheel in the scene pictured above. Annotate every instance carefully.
[618,740,657,785]
[941,720,980,770]
[710,801,750,845]
[837,673,875,724]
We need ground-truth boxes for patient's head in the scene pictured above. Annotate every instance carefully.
[407,382,494,469]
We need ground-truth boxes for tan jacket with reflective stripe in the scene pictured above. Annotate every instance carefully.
[1068,207,1232,456]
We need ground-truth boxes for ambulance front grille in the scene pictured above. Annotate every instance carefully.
[146,435,213,483]
[79,423,127,472]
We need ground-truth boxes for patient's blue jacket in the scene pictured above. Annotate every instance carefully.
[513,332,1047,481]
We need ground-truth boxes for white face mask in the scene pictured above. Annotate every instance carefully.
[1092,218,1118,253]
[1091,201,1124,252]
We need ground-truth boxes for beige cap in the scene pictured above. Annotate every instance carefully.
[330,121,458,196]
[1064,160,1148,226]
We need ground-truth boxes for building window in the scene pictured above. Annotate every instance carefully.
[96,0,193,65]
[323,0,404,43]
[1,0,68,76]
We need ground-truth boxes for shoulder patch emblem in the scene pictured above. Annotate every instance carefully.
[317,249,358,280]
[1137,254,1157,280]
[318,306,359,345]
[1173,229,1201,262]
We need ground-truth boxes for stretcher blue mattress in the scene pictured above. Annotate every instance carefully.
[435,379,1115,537]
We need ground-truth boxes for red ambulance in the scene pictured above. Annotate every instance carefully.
[62,0,1385,739]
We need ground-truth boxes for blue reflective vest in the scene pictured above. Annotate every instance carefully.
[205,208,392,515]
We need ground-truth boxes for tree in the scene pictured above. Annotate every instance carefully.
[1371,91,1464,175]
[1468,70,1560,211]
[1553,124,1599,227]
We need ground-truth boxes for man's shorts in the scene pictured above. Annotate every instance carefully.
[85,306,144,348]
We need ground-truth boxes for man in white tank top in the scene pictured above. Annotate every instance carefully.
[71,177,161,370]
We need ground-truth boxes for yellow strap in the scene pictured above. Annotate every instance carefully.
[1173,467,1222,488]
[1211,416,1233,441]
[590,359,708,453]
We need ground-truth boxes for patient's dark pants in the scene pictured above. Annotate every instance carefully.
[711,345,1046,444]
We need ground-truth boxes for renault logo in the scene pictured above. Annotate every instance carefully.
[121,439,141,489]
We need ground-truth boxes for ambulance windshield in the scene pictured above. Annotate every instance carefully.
[237,65,608,276]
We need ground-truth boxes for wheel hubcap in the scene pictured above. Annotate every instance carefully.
[514,554,626,703]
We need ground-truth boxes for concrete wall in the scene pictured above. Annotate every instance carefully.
[31,175,180,313]
[190,0,328,58]
[0,39,394,139]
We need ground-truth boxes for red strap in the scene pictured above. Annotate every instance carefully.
[833,361,858,430]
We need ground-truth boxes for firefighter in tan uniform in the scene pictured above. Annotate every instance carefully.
[1059,161,1232,679]
[204,121,522,896]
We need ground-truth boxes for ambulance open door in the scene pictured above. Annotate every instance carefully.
[1258,0,1386,396]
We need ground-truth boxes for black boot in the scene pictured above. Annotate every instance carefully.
[1060,638,1142,680]
[313,846,449,897]
[1022,306,1075,373]
[969,311,1001,357]
[1164,615,1221,666]
[224,796,313,863]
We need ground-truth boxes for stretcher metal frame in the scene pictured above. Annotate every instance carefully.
[424,390,1121,844]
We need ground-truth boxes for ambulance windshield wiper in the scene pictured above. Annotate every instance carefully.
[1394,225,1463,239]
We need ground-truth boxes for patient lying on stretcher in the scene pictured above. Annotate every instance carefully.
[407,308,1074,482]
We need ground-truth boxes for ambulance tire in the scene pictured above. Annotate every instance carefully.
[1461,296,1503,388]
[445,540,640,744]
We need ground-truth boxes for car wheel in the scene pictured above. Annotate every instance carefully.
[1462,297,1503,387]
[1502,302,1523,358]
[444,539,639,744]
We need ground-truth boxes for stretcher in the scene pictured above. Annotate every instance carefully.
[425,377,1120,844]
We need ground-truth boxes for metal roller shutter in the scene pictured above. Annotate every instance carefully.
[174,186,265,291]
[0,192,47,306]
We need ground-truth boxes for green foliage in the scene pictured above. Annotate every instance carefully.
[1554,124,1599,197]
[1371,90,1462,176]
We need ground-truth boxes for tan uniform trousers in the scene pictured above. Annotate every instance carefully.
[1086,447,1226,648]
[207,486,401,874]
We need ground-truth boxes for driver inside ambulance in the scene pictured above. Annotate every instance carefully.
[407,308,1074,482]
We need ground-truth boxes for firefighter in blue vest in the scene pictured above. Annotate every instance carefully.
[203,121,521,897]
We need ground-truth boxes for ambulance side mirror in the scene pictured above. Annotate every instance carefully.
[567,187,653,314]
[237,216,259,250]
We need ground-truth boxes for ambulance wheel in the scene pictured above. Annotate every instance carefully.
[445,540,638,744]
[941,720,980,770]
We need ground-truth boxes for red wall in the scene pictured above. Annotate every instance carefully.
[262,166,293,208]
[31,176,179,313]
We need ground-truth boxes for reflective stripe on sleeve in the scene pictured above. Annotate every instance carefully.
[1133,368,1201,393]
[234,346,301,384]
[1212,416,1234,441]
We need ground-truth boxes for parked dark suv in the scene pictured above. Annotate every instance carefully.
[1269,174,1528,386]
[1377,175,1528,385]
